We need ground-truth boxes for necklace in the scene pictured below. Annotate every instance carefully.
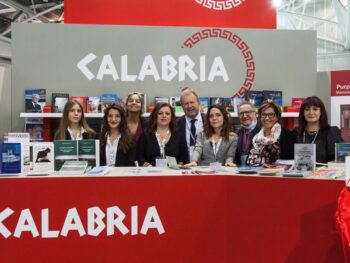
[303,129,319,144]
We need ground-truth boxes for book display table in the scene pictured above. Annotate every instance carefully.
[0,168,344,262]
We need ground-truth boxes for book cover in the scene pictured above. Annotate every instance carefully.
[25,123,43,142]
[335,143,350,162]
[154,97,169,105]
[25,89,46,113]
[294,144,316,172]
[209,97,224,106]
[59,160,88,175]
[223,98,234,112]
[340,104,350,142]
[169,96,183,113]
[233,97,246,113]
[245,90,264,107]
[199,97,209,113]
[263,90,283,107]
[52,93,69,113]
[32,142,54,173]
[54,140,78,171]
[0,143,21,174]
[100,93,118,112]
[6,132,30,173]
[78,140,100,168]
[87,96,100,113]
[70,96,87,113]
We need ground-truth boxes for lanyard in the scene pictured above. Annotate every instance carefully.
[155,130,169,158]
[303,129,319,144]
[211,138,222,160]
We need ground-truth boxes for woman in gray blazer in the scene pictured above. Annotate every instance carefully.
[186,105,238,167]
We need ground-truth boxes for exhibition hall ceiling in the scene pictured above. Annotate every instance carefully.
[0,0,348,70]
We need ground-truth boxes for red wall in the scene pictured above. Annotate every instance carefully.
[65,0,276,29]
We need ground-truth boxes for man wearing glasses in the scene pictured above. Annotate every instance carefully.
[234,102,260,166]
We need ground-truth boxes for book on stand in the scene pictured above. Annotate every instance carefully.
[294,144,316,173]
[209,97,224,106]
[52,93,69,113]
[6,132,30,173]
[223,97,234,112]
[25,89,46,113]
[199,97,209,113]
[169,96,183,113]
[335,143,350,162]
[70,96,87,112]
[100,93,118,112]
[30,142,54,174]
[154,97,169,105]
[0,143,21,174]
[25,118,44,142]
[54,140,99,171]
[87,96,100,113]
[263,90,283,107]
[245,90,264,107]
[233,97,246,113]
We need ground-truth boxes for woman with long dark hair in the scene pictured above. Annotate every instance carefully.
[55,100,95,140]
[297,96,343,163]
[137,102,188,166]
[186,105,237,167]
[125,92,147,142]
[100,104,136,166]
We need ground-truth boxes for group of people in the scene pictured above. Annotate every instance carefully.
[54,89,344,167]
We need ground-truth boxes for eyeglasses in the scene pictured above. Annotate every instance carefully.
[238,110,255,117]
[261,112,276,119]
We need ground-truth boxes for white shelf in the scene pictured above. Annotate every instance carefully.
[20,112,299,118]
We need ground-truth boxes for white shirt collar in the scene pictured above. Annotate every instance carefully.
[67,126,86,140]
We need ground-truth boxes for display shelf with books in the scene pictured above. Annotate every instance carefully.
[20,112,299,118]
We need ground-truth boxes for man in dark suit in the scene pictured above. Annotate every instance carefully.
[26,94,42,113]
[177,88,205,161]
[235,101,260,166]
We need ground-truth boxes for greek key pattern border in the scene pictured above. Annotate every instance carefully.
[182,28,255,98]
[195,0,245,10]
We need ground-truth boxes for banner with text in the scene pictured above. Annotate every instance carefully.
[331,70,350,142]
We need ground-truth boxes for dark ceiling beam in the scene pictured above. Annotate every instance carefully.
[0,0,50,22]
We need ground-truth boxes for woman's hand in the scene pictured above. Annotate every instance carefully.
[225,162,236,167]
[184,161,197,168]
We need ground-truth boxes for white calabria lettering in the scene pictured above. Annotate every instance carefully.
[77,53,229,82]
[0,206,164,238]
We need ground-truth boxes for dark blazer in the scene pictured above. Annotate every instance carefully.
[234,124,261,165]
[176,113,206,149]
[279,127,297,160]
[296,126,343,163]
[100,138,136,166]
[137,131,189,166]
[54,130,96,140]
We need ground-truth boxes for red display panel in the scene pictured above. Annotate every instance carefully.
[65,0,276,29]
[0,175,344,262]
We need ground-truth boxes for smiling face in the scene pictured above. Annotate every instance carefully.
[238,104,256,126]
[156,105,172,128]
[260,107,278,130]
[209,107,224,130]
[68,103,82,125]
[107,108,121,130]
[126,94,142,114]
[181,93,200,119]
[304,105,321,124]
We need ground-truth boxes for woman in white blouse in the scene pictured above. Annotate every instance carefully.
[99,104,136,166]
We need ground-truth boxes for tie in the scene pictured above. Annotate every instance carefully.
[190,119,197,146]
[243,130,250,153]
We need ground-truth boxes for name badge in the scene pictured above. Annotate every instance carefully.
[155,158,168,167]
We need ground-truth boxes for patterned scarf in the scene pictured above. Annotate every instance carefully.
[247,123,281,166]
